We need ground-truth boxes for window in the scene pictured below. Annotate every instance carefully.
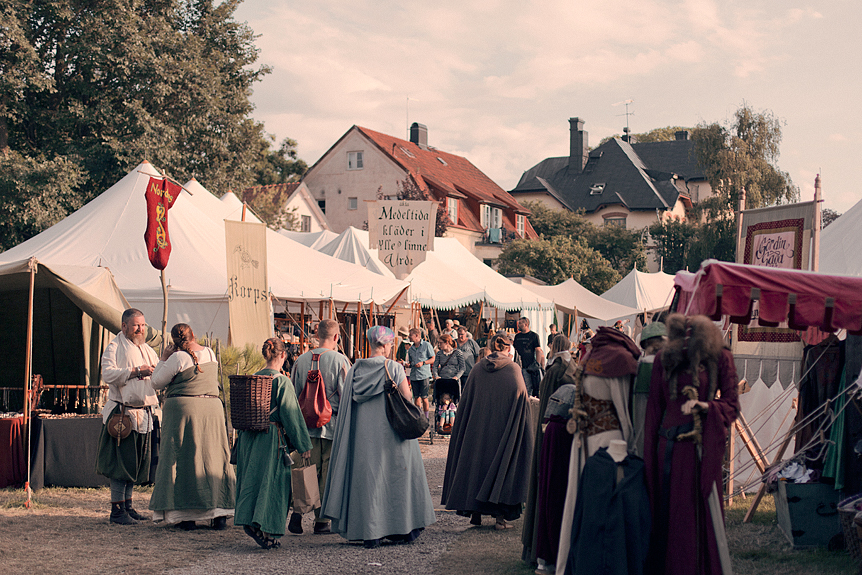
[301,215,311,232]
[447,197,458,225]
[318,199,325,214]
[480,204,502,230]
[347,151,364,170]
[516,214,525,237]
[348,197,358,210]
[589,183,605,195]
[490,207,502,230]
[481,204,490,228]
[604,217,626,228]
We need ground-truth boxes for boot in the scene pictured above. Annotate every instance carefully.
[125,499,148,521]
[287,512,303,534]
[110,501,138,525]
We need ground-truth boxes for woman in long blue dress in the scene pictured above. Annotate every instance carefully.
[321,326,436,548]
[234,337,312,549]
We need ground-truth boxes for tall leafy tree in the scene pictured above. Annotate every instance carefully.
[692,104,798,209]
[0,0,290,251]
[496,236,620,294]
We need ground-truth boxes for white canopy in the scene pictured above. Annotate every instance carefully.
[317,227,394,277]
[821,197,862,276]
[280,229,340,250]
[601,268,676,313]
[219,190,263,223]
[1,162,408,340]
[184,178,262,224]
[522,277,641,321]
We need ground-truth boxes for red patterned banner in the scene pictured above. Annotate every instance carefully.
[144,177,181,270]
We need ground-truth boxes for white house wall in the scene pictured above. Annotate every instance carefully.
[303,130,408,233]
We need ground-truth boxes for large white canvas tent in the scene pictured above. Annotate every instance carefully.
[820,196,862,276]
[0,162,408,341]
[601,267,676,312]
[0,259,129,392]
[521,277,641,322]
[302,227,556,344]
[280,229,340,250]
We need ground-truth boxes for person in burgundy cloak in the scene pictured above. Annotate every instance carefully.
[643,314,739,575]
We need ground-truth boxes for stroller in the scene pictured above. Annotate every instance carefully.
[433,378,461,435]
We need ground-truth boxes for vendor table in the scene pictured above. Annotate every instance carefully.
[29,415,109,490]
[0,415,26,488]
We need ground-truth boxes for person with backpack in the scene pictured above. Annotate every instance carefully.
[289,319,351,535]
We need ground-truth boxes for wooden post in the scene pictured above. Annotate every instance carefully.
[300,301,305,350]
[735,187,746,262]
[727,427,735,505]
[23,258,37,508]
[812,174,822,272]
[743,401,797,523]
[476,301,484,339]
[354,301,361,360]
[160,269,169,353]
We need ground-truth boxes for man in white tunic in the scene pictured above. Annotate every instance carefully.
[95,308,159,525]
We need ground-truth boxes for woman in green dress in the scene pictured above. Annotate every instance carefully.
[149,323,236,530]
[235,337,312,549]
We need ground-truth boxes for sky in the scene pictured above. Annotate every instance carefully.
[233,0,861,214]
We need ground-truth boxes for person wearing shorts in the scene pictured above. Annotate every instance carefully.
[406,327,434,422]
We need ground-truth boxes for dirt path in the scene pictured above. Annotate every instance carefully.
[0,438,532,575]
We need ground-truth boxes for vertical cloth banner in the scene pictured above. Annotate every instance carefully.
[733,201,815,388]
[367,200,436,279]
[144,177,182,270]
[224,220,272,348]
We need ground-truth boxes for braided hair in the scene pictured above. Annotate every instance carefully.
[171,323,202,373]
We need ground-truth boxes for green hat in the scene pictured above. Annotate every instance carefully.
[640,322,667,343]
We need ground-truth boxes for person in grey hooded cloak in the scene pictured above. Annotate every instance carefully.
[320,326,436,548]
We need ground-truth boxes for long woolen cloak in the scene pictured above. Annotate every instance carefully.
[441,352,535,519]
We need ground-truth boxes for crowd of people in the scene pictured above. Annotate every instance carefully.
[96,308,739,574]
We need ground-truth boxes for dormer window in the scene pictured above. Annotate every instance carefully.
[347,151,364,170]
[589,183,605,195]
[447,197,458,225]
[516,214,525,237]
[437,157,448,166]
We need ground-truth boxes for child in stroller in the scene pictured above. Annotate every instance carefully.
[437,393,457,434]
[434,379,460,435]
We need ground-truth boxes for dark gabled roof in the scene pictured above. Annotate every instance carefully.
[630,139,704,181]
[536,138,675,214]
[512,156,569,192]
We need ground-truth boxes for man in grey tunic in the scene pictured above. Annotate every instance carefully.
[290,319,351,535]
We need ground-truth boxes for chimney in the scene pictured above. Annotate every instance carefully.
[675,130,690,141]
[569,117,588,172]
[409,122,428,149]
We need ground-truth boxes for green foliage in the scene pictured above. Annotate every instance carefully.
[523,201,647,277]
[496,236,620,293]
[254,137,308,186]
[0,0,306,251]
[822,208,841,228]
[649,200,737,273]
[692,104,799,209]
[242,186,300,231]
[598,126,692,146]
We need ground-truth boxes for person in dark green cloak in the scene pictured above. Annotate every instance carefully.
[234,337,312,549]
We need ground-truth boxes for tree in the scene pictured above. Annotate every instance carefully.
[523,201,647,276]
[692,104,798,209]
[822,208,841,228]
[254,137,308,185]
[496,236,620,294]
[0,0,295,251]
[599,126,692,146]
[241,186,300,231]
[648,201,737,274]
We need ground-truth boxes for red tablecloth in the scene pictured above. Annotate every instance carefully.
[0,416,26,488]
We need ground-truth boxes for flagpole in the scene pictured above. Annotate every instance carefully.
[161,270,169,352]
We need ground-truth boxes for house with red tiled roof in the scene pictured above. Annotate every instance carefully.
[300,123,537,263]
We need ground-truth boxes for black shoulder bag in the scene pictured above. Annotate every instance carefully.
[383,360,429,440]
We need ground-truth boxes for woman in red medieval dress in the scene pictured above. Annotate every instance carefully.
[643,314,739,575]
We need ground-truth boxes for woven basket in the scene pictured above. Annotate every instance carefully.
[839,494,862,566]
[229,375,273,431]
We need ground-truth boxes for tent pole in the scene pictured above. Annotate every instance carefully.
[24,257,37,509]
[476,301,484,339]
[160,270,169,353]
[300,301,305,350]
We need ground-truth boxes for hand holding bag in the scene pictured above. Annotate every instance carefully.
[291,460,320,513]
[383,360,429,440]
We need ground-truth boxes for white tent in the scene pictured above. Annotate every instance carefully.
[183,178,261,224]
[317,227,394,277]
[820,197,862,276]
[219,190,262,223]
[522,277,641,322]
[302,227,556,344]
[279,229,340,250]
[0,162,408,341]
[601,268,676,312]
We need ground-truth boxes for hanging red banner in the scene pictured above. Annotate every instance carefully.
[144,177,182,270]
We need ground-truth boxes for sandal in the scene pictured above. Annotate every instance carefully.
[262,536,281,549]
[495,518,513,530]
[244,525,272,549]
